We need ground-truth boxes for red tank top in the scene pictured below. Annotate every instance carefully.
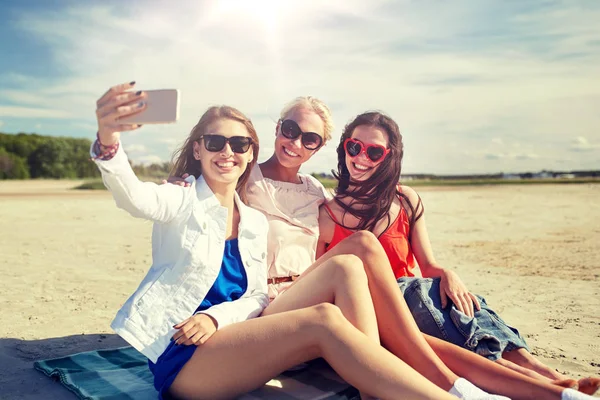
[323,203,416,279]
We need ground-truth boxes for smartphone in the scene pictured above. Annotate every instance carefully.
[119,89,180,124]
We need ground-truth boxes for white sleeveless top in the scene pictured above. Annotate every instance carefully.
[246,164,331,299]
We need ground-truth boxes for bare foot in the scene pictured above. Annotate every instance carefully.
[552,379,578,389]
[577,377,600,395]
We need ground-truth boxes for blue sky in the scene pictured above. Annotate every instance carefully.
[0,0,599,174]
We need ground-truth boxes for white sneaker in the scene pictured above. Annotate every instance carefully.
[449,378,511,400]
[561,388,596,400]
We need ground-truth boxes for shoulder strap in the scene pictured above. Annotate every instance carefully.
[396,185,424,242]
[323,203,342,225]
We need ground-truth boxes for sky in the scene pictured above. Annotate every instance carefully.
[0,0,599,175]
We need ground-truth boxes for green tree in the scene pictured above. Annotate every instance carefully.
[28,139,75,178]
[0,148,30,179]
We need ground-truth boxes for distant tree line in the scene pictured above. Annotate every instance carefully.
[0,132,171,180]
[2,132,597,181]
[401,170,600,180]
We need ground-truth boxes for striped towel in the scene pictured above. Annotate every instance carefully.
[34,346,359,400]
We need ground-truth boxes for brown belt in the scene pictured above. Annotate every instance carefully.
[267,275,300,285]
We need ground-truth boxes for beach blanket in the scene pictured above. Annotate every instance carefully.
[34,346,359,400]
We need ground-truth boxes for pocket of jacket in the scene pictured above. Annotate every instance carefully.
[130,268,169,317]
[183,208,208,251]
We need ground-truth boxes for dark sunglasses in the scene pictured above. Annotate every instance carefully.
[201,134,253,154]
[344,138,390,163]
[280,119,323,150]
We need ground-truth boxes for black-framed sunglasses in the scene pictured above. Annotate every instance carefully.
[201,134,253,154]
[280,119,323,150]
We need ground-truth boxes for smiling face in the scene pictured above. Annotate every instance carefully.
[192,118,254,190]
[345,125,390,182]
[273,107,325,170]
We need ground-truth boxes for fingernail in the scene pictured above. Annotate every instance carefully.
[130,81,136,85]
[137,102,144,108]
[135,90,142,96]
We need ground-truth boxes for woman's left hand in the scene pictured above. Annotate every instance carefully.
[171,314,218,346]
[439,269,481,318]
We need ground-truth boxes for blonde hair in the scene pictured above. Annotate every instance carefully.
[280,96,334,143]
[170,106,259,203]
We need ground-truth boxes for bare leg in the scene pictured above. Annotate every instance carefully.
[265,254,379,342]
[504,348,565,380]
[301,231,457,389]
[311,231,572,399]
[170,304,455,400]
[265,254,380,399]
[504,346,599,395]
[496,358,577,388]
[425,335,584,400]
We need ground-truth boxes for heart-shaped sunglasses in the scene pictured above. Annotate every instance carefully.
[344,138,390,163]
[280,119,323,150]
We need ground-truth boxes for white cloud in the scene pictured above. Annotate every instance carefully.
[70,122,98,132]
[484,153,506,160]
[2,1,600,173]
[0,106,72,119]
[133,154,163,165]
[484,152,539,160]
[123,144,148,154]
[570,136,600,152]
[515,153,539,160]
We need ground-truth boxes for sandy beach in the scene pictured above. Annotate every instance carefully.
[0,180,598,399]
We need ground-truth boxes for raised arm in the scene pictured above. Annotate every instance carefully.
[92,82,192,223]
[401,185,481,317]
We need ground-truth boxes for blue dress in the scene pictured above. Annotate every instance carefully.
[148,239,248,399]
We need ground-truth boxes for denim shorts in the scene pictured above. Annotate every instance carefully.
[397,277,529,361]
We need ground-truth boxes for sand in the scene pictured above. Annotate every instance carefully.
[0,180,598,399]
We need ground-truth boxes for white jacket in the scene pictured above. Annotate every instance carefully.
[93,144,270,363]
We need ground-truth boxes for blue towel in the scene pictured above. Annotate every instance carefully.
[34,346,359,400]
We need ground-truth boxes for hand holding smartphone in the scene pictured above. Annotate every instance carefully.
[119,89,180,125]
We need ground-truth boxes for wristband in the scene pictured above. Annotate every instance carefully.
[91,132,120,161]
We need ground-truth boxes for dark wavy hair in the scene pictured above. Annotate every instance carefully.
[333,111,423,238]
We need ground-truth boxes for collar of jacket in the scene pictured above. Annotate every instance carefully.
[193,175,261,239]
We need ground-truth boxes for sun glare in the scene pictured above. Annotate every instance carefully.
[212,0,284,32]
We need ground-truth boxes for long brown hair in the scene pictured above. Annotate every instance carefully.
[333,111,423,238]
[170,106,259,203]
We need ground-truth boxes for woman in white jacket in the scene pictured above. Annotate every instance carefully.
[93,81,461,400]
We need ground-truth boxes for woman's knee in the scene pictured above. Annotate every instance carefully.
[305,303,346,330]
[348,230,378,248]
[294,304,348,356]
[330,254,368,285]
[347,231,386,260]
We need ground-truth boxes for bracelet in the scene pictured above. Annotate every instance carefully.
[91,132,120,161]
